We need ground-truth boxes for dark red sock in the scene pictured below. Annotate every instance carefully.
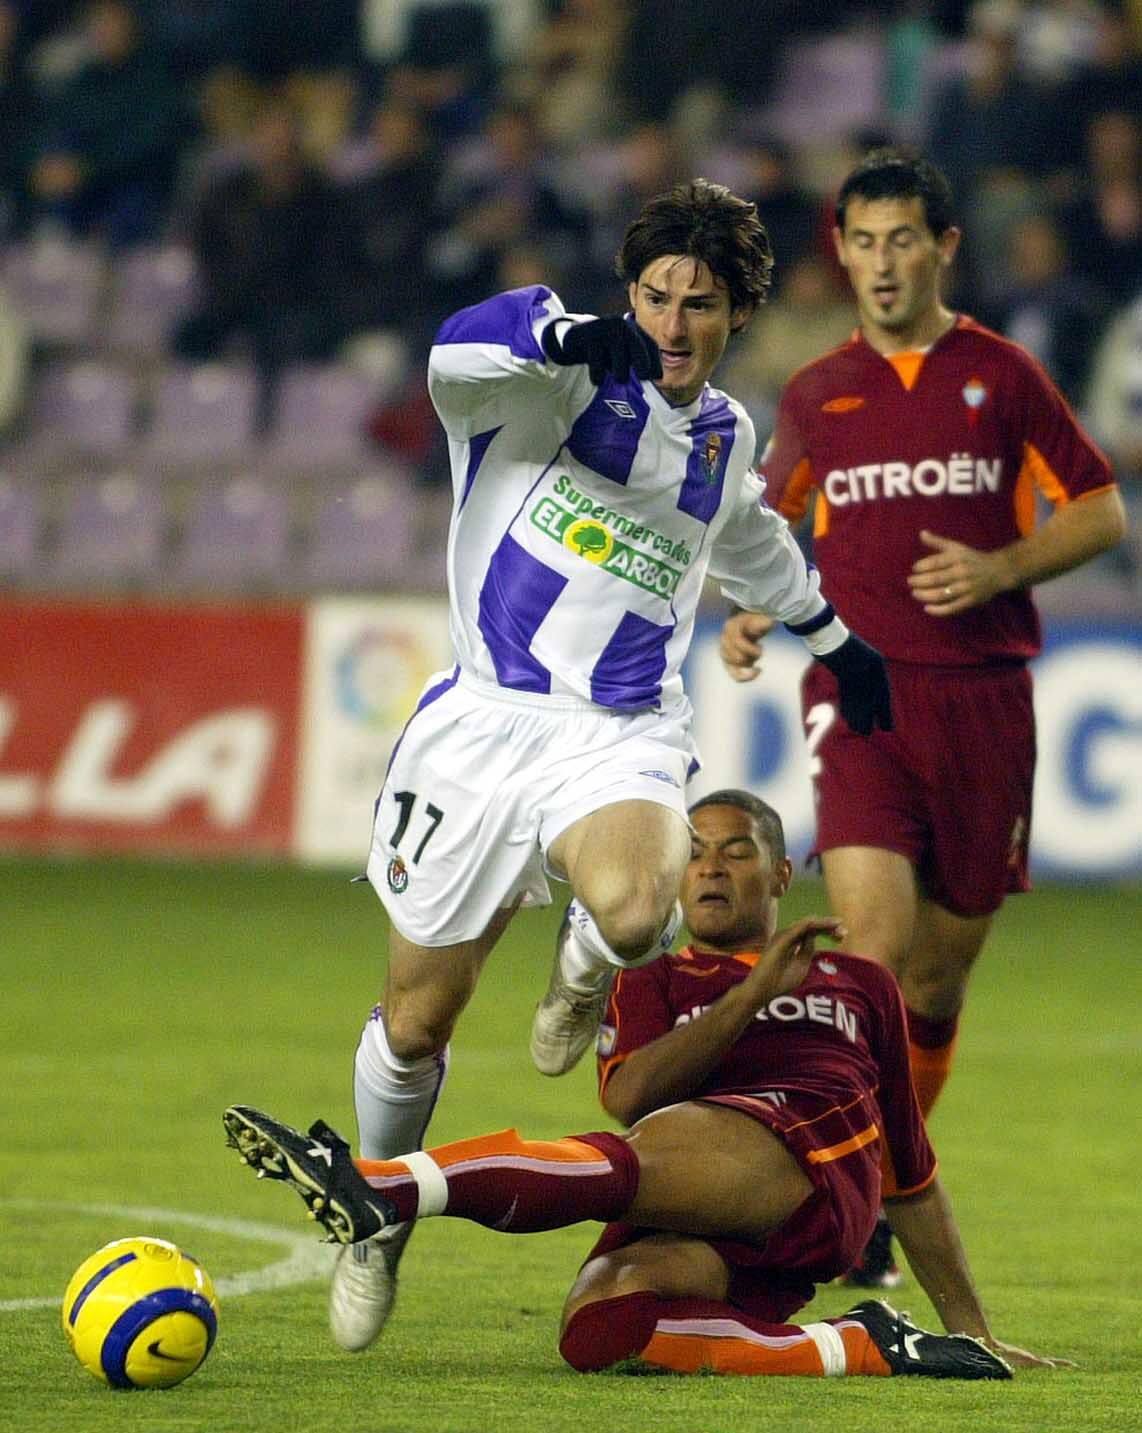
[905,1007,960,1049]
[560,1292,661,1371]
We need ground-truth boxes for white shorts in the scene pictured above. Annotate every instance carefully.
[366,668,698,946]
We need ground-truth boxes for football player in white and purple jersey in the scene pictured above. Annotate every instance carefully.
[334,180,892,1354]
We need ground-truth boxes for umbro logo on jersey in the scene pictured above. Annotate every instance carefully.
[604,399,638,419]
[821,396,865,413]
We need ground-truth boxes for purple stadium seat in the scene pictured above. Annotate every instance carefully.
[142,361,258,467]
[170,471,292,592]
[265,364,381,470]
[754,32,886,146]
[26,360,137,462]
[0,471,42,584]
[2,239,106,348]
[301,468,420,591]
[105,245,200,356]
[48,470,164,588]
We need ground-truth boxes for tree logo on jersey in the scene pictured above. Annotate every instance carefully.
[531,495,685,600]
[701,432,723,483]
[386,855,409,894]
[564,519,614,563]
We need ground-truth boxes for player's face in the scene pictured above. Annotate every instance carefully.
[629,256,751,406]
[681,804,792,952]
[833,196,960,350]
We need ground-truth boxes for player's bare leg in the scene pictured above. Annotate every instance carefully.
[906,898,992,1023]
[336,906,517,1353]
[622,1102,812,1239]
[531,800,690,1075]
[902,896,990,1116]
[820,846,916,1289]
[819,845,918,975]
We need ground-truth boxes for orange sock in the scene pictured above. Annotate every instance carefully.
[836,1319,892,1376]
[905,1008,960,1119]
[907,1036,958,1119]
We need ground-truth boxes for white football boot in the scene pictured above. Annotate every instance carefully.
[329,1223,413,1352]
[529,899,681,1076]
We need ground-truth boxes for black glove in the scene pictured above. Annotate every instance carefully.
[816,633,893,736]
[542,315,662,386]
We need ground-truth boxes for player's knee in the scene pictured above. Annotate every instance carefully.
[382,1003,452,1061]
[596,905,671,964]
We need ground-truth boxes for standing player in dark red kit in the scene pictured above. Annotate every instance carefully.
[224,791,1069,1380]
[721,147,1126,1283]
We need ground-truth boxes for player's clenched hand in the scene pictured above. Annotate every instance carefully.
[542,315,662,386]
[747,916,846,1004]
[816,632,893,735]
[983,1338,1077,1371]
[719,610,775,683]
[908,529,1017,615]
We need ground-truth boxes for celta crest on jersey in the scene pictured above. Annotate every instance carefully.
[675,991,860,1043]
[822,453,1003,506]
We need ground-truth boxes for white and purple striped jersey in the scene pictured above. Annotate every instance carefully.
[428,285,836,711]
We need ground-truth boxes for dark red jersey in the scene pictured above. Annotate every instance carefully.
[761,317,1115,665]
[597,946,936,1198]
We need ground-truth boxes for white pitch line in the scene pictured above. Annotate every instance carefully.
[0,1200,336,1312]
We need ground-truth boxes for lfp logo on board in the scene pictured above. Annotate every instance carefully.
[682,618,1142,880]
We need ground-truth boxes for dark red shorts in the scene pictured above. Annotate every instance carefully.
[583,1090,888,1325]
[802,659,1035,917]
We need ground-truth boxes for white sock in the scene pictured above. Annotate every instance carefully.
[560,899,683,992]
[802,1321,847,1376]
[353,1009,450,1160]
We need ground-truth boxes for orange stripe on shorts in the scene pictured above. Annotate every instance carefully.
[805,1122,879,1165]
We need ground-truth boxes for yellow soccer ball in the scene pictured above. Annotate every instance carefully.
[61,1236,219,1389]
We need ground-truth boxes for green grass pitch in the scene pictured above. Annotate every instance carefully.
[2,857,1139,1432]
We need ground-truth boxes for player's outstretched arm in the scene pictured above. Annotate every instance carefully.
[542,314,662,386]
[886,1180,1075,1370]
[602,916,842,1126]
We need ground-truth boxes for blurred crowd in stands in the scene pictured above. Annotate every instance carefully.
[0,0,1138,604]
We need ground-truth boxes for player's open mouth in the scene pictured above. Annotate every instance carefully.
[660,350,691,368]
[697,891,729,905]
[873,285,899,303]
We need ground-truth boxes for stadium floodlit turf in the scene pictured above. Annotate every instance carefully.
[2,857,1138,1432]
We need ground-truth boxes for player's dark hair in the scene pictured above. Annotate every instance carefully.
[836,146,955,238]
[688,789,786,863]
[616,179,774,316]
